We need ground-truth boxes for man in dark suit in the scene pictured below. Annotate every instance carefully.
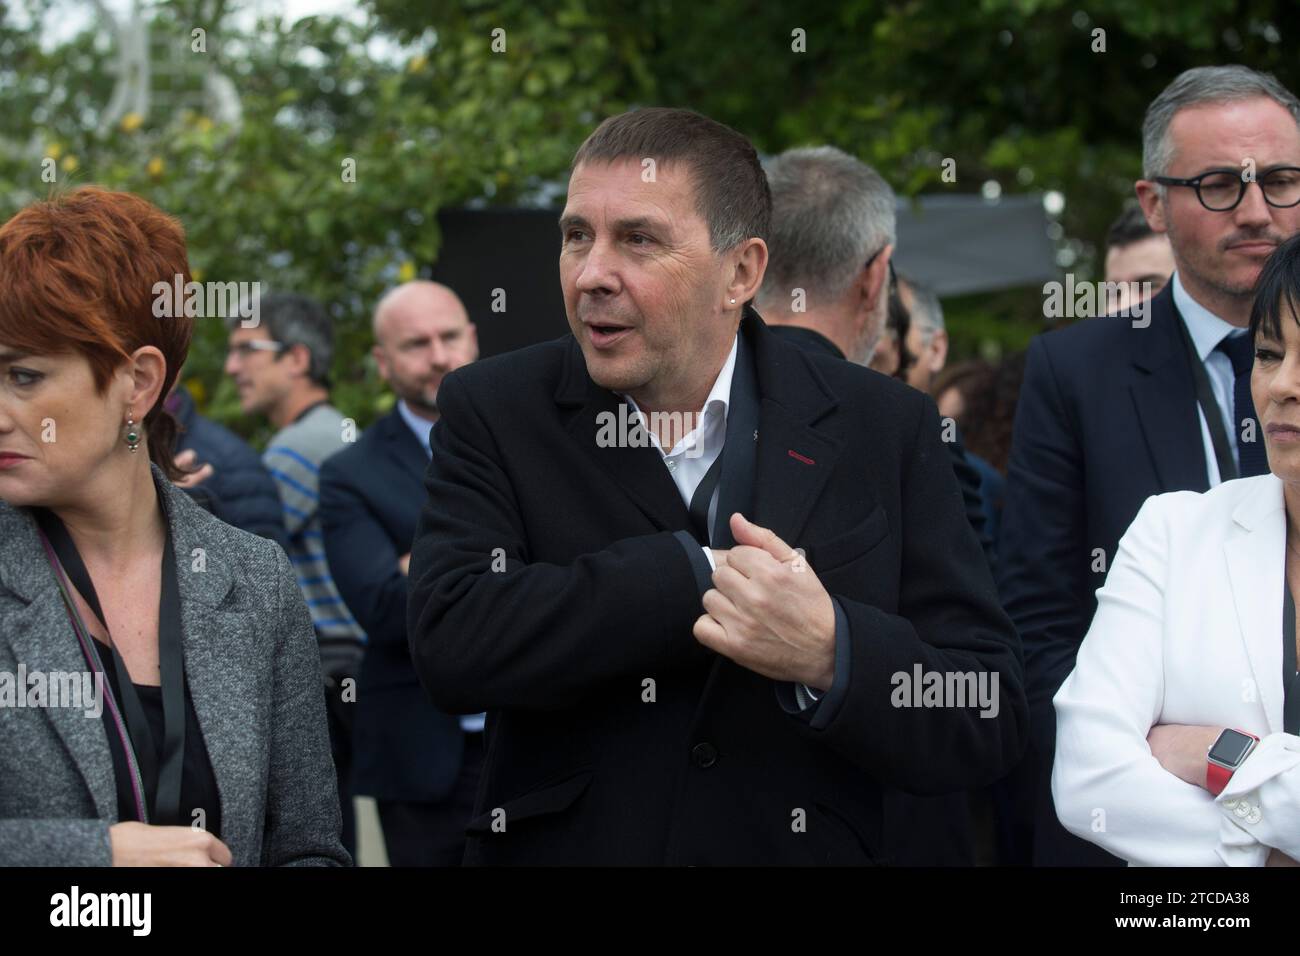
[320,281,481,866]
[999,65,1300,865]
[756,145,990,864]
[407,107,1025,866]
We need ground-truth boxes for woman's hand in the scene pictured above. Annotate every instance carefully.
[109,821,233,866]
[1267,848,1300,866]
[1146,724,1224,789]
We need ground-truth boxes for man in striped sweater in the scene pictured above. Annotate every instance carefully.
[224,292,365,855]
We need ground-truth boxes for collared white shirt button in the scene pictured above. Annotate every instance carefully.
[1234,802,1251,818]
[1246,807,1262,825]
[1222,798,1239,810]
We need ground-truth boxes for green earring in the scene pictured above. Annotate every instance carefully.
[125,414,141,452]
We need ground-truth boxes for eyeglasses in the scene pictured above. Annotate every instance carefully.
[227,340,288,360]
[1154,166,1300,212]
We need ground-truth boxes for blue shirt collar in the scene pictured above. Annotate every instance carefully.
[1172,270,1245,360]
[397,399,436,459]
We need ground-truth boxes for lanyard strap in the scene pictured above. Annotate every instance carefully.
[34,508,188,825]
[688,451,725,545]
[1173,310,1238,483]
[1285,585,1299,735]
[35,528,148,822]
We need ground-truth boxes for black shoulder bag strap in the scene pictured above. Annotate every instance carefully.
[35,508,188,825]
[1172,306,1239,483]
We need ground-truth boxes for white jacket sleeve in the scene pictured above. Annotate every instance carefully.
[1216,732,1300,862]
[1051,494,1267,866]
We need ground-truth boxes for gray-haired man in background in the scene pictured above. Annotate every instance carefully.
[757,145,895,365]
[899,277,949,394]
[758,145,993,864]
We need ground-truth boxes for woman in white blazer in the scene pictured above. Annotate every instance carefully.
[1052,237,1300,867]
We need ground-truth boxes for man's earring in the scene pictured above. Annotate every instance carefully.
[730,298,736,304]
[124,413,141,452]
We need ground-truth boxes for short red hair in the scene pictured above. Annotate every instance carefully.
[0,187,194,480]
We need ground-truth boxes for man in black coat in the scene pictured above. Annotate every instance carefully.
[320,281,482,866]
[407,107,1025,865]
[998,65,1300,865]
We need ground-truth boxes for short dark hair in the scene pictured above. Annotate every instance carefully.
[246,292,334,388]
[571,107,771,252]
[1250,233,1300,344]
[1106,204,1156,252]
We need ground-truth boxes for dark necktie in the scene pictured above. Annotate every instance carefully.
[1216,333,1269,478]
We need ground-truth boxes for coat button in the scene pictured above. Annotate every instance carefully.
[691,742,718,768]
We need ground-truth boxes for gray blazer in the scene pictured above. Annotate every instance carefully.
[0,465,351,866]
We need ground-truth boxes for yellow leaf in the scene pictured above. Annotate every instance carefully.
[194,116,213,133]
[46,143,62,160]
[61,155,78,173]
[121,112,144,133]
[398,261,416,283]
[147,156,165,178]
[192,267,205,282]
[407,54,427,74]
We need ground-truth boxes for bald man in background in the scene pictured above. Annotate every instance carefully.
[320,281,481,865]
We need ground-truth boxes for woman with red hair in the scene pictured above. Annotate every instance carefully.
[0,187,349,866]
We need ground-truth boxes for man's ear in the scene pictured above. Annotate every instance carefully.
[1135,181,1167,234]
[864,244,894,312]
[372,344,390,384]
[929,328,949,372]
[285,342,313,379]
[724,237,768,308]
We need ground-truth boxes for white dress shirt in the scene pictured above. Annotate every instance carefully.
[618,335,738,565]
[1172,271,1250,486]
[619,335,826,707]
[399,399,487,734]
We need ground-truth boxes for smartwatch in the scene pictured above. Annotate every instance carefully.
[1206,728,1260,795]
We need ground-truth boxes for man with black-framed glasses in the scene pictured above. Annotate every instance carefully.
[1000,64,1300,867]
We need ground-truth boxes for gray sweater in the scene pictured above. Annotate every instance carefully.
[263,403,366,676]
